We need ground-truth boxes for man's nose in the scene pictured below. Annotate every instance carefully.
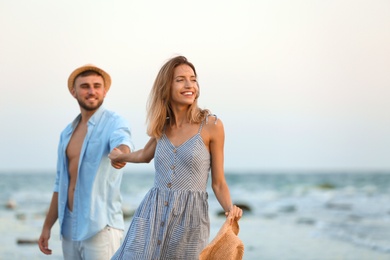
[87,87,95,94]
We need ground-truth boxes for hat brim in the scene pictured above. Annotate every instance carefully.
[199,217,244,260]
[68,64,111,93]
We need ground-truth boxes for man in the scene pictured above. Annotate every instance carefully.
[38,64,133,259]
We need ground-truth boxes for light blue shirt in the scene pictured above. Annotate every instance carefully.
[54,106,133,241]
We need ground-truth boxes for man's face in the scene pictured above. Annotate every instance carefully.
[71,74,106,112]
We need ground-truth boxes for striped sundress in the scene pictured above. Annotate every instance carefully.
[112,120,211,260]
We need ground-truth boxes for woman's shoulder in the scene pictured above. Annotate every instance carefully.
[205,113,222,123]
[203,114,224,133]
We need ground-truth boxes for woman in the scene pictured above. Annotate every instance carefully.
[110,56,243,259]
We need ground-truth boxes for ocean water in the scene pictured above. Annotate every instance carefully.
[1,171,390,259]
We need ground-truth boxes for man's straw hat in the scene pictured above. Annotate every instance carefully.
[199,217,244,260]
[67,64,111,93]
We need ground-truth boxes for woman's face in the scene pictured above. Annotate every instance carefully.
[170,64,198,107]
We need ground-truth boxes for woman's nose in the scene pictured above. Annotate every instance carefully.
[184,80,192,88]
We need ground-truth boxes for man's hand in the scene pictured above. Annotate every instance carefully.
[109,146,129,169]
[38,229,52,255]
[109,147,122,161]
[111,161,126,169]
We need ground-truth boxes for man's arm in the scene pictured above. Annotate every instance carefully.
[38,192,59,255]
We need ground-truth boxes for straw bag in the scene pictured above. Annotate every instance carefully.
[199,217,244,260]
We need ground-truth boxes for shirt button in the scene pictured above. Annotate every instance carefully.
[161,221,164,226]
[171,165,175,170]
[164,201,168,206]
[167,183,172,188]
[157,240,161,245]
[173,149,177,153]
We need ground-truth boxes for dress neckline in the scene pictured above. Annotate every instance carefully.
[164,132,200,149]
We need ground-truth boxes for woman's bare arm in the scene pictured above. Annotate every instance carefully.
[109,137,157,163]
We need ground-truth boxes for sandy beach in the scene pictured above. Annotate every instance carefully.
[2,211,390,260]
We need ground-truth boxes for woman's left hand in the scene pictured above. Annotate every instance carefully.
[225,205,243,223]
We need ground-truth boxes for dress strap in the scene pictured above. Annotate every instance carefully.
[198,120,205,134]
[199,114,218,133]
[205,114,218,125]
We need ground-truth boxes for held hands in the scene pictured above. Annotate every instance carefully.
[109,148,126,169]
[225,205,243,224]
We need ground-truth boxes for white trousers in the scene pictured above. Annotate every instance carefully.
[62,225,123,260]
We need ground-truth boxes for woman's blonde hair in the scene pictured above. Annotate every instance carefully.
[146,56,210,138]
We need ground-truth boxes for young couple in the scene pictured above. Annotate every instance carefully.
[38,56,243,260]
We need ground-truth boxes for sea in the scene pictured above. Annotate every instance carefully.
[1,171,390,260]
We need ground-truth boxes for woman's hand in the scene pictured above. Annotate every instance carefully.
[109,147,126,169]
[225,205,243,224]
[109,147,122,161]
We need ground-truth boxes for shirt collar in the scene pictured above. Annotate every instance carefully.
[88,106,105,126]
[70,106,105,129]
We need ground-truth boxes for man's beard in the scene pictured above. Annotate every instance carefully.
[77,97,103,111]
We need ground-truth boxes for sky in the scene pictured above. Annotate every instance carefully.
[0,0,389,173]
